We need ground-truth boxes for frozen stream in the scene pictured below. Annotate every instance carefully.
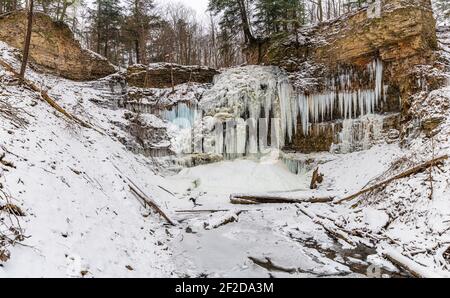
[165,157,404,278]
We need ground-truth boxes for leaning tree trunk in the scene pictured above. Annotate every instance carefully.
[19,0,34,79]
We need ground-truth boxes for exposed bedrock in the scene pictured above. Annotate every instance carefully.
[245,0,442,105]
[0,11,117,80]
[126,63,219,89]
[242,0,447,155]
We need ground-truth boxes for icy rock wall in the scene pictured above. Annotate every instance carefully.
[298,59,387,136]
[161,62,390,159]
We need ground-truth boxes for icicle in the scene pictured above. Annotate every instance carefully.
[297,59,387,133]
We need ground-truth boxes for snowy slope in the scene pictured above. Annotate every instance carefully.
[0,43,178,277]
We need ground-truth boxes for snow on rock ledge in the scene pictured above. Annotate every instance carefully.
[127,63,219,88]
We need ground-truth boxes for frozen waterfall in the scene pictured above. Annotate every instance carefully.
[163,60,388,157]
[298,59,387,136]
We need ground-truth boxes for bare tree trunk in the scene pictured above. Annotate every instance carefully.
[19,0,34,79]
[318,0,324,22]
[237,0,254,43]
[135,40,140,64]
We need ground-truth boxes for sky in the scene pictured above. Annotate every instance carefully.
[159,0,210,18]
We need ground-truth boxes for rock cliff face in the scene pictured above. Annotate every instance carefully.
[246,0,442,154]
[246,0,439,100]
[0,11,116,80]
[127,63,219,88]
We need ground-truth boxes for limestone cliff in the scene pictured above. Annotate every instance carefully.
[246,0,440,101]
[0,11,116,80]
[127,63,219,89]
[245,0,444,154]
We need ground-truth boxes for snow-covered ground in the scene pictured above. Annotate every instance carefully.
[2,27,450,278]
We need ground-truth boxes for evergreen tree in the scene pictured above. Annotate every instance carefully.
[254,0,306,37]
[122,0,158,65]
[88,0,123,61]
[208,0,255,43]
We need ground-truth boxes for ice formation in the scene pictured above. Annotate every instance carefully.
[165,60,387,158]
[160,102,200,129]
[298,59,387,136]
[199,65,298,157]
[333,114,385,154]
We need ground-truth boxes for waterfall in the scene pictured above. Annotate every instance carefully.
[199,65,299,156]
[160,102,200,129]
[162,61,388,158]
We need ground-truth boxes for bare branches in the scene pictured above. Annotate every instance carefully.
[0,98,29,128]
[335,155,449,204]
[0,187,25,264]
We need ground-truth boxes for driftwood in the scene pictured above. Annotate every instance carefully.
[335,155,449,204]
[0,58,99,132]
[230,194,334,205]
[128,180,175,226]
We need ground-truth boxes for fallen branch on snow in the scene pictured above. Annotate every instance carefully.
[128,180,175,226]
[382,246,446,278]
[335,155,449,204]
[310,167,324,190]
[0,151,15,169]
[230,194,334,205]
[0,58,102,133]
[297,205,355,246]
[176,209,232,213]
[248,256,297,273]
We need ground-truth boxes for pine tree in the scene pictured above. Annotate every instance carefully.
[122,0,158,65]
[254,0,306,37]
[88,0,123,61]
[208,0,255,44]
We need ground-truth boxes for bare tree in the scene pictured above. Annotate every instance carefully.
[20,0,34,79]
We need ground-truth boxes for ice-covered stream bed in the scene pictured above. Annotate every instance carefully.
[163,146,407,277]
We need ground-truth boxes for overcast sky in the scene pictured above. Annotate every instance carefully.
[158,0,210,18]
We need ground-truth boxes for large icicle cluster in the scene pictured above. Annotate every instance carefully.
[298,59,387,135]
[199,65,298,157]
[162,61,388,158]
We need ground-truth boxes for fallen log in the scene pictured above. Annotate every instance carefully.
[335,155,449,204]
[230,194,334,205]
[128,182,175,226]
[176,209,231,213]
[203,210,247,230]
[382,246,445,278]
